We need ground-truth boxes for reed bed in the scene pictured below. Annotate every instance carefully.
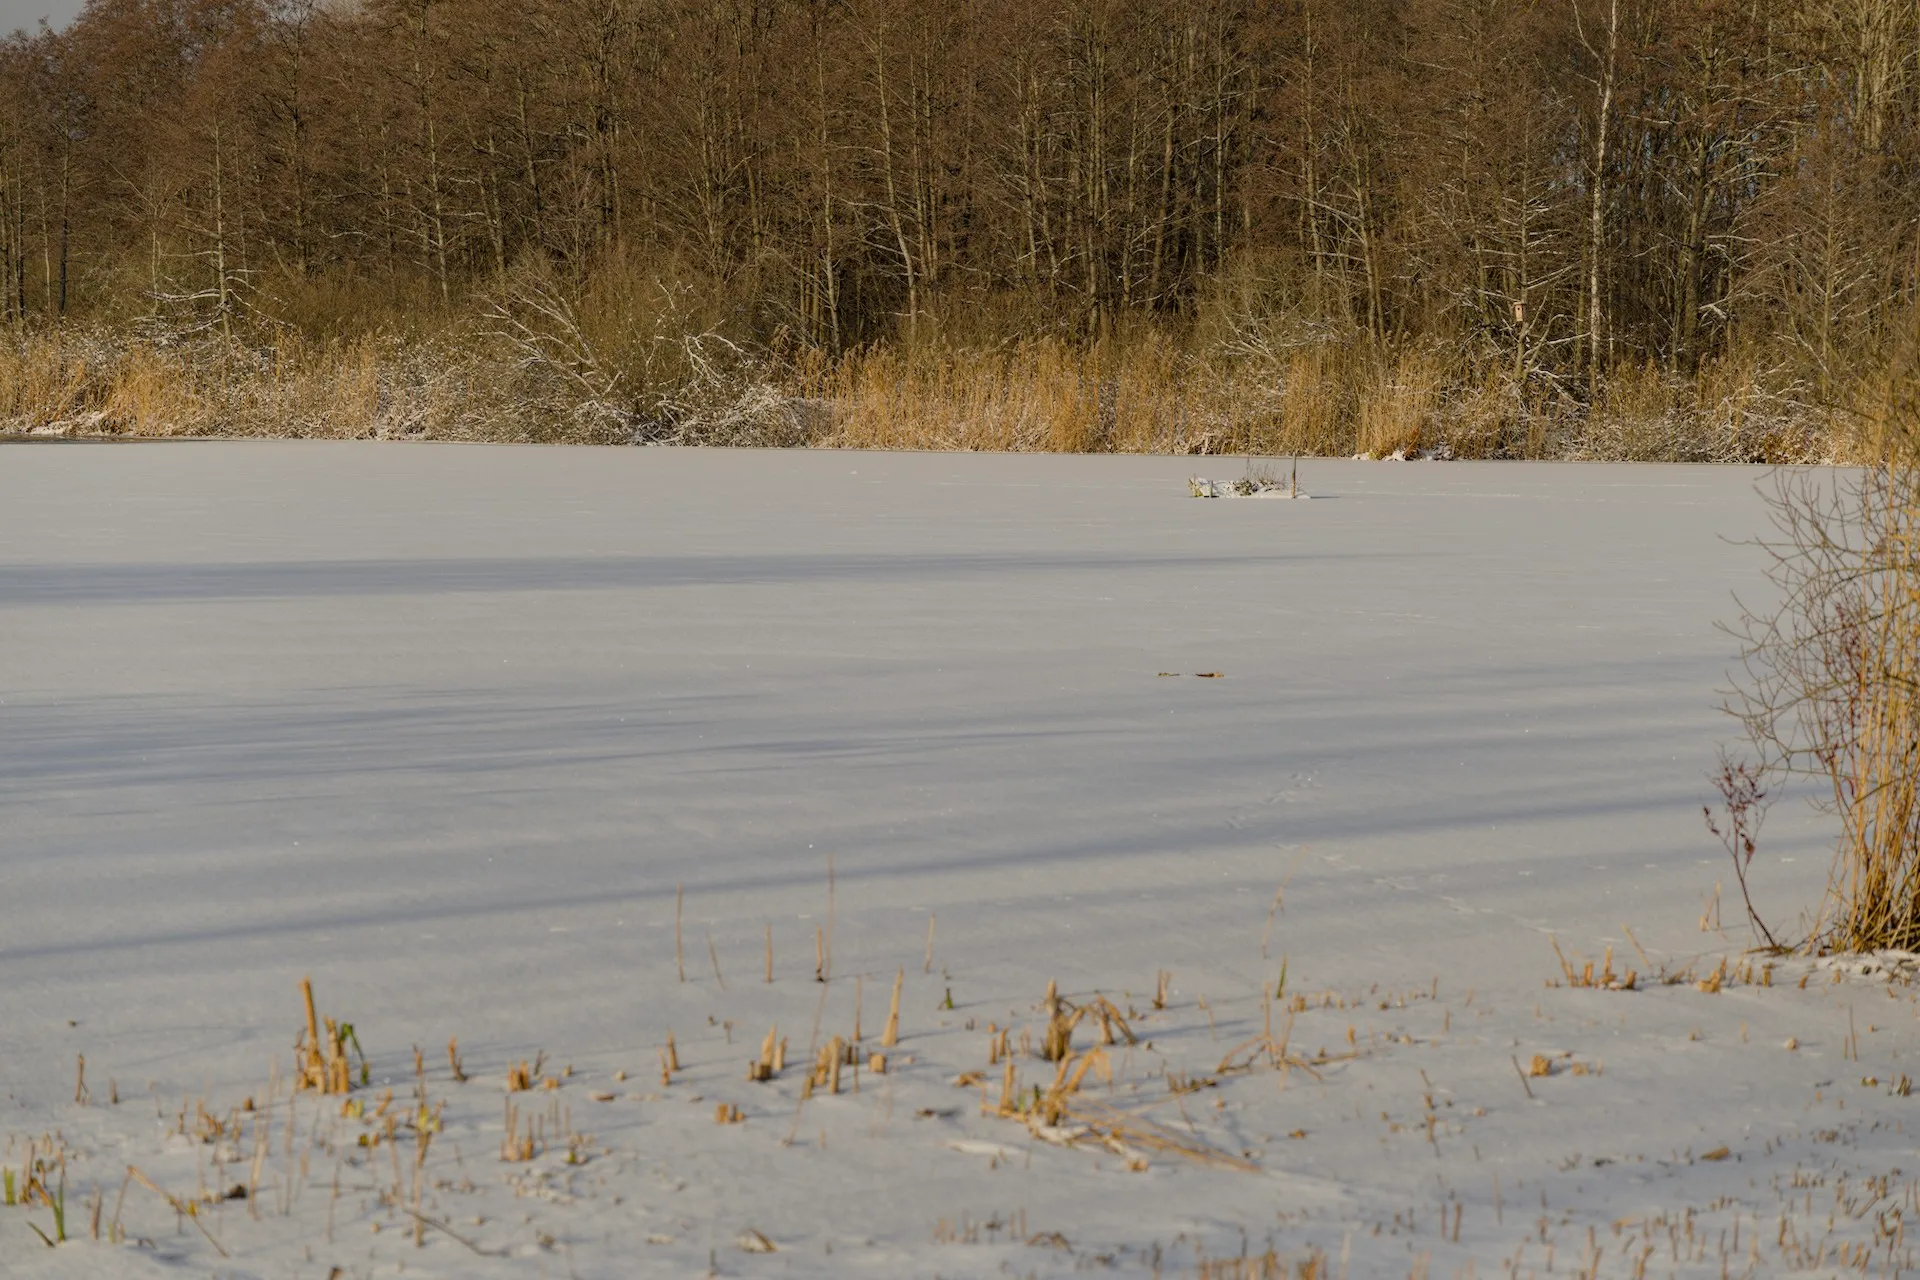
[1,319,1853,462]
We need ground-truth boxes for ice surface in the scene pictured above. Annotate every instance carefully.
[1,443,1909,1276]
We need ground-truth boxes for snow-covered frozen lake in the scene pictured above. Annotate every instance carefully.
[2,444,1908,1278]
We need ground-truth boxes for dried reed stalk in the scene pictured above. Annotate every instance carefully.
[882,968,903,1048]
[1041,980,1070,1061]
[749,1026,780,1083]
[293,979,354,1094]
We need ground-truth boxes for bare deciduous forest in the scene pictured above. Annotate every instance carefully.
[1,0,1915,455]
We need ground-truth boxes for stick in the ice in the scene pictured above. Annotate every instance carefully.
[1621,923,1654,969]
[108,1168,132,1242]
[924,913,936,973]
[1509,1055,1535,1100]
[823,855,836,983]
[128,1165,228,1257]
[675,885,685,983]
[393,1203,506,1256]
[707,934,726,989]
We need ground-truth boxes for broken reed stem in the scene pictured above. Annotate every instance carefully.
[883,967,904,1048]
[295,977,353,1094]
[815,927,825,983]
[707,933,726,989]
[301,978,321,1059]
[924,913,936,973]
[751,1025,780,1081]
[675,885,685,983]
[1042,979,1073,1062]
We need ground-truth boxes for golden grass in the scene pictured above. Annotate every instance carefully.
[0,329,588,443]
[1355,352,1443,459]
[803,333,1841,461]
[0,319,1855,460]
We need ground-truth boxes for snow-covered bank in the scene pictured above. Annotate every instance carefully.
[3,445,1909,1277]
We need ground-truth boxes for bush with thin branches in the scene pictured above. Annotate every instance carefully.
[1722,334,1920,953]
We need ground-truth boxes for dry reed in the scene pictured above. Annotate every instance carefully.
[1725,343,1920,952]
[293,979,358,1095]
[0,320,1848,461]
[882,968,903,1048]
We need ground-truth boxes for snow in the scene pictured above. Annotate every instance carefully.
[2,442,1913,1277]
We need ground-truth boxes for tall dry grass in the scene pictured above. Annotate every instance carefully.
[1568,353,1837,465]
[804,337,1201,453]
[0,303,1856,461]
[803,332,1840,462]
[1355,352,1443,459]
[0,328,575,441]
[805,333,1362,456]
